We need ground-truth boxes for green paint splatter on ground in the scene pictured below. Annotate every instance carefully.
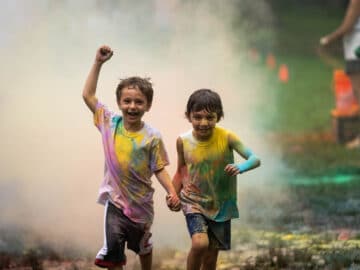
[290,174,358,186]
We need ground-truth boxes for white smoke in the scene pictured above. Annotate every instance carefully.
[0,0,282,254]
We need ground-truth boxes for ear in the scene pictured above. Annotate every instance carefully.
[146,103,152,112]
[185,112,191,122]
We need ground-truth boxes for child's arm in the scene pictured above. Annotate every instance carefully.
[82,45,113,114]
[224,133,261,176]
[164,137,186,212]
[172,137,185,194]
[154,168,181,211]
[320,0,360,45]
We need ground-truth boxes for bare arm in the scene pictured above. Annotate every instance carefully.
[224,133,261,176]
[320,0,360,45]
[154,168,180,210]
[155,168,179,196]
[82,45,113,113]
[172,137,186,194]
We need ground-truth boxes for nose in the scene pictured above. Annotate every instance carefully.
[129,101,136,109]
[200,118,208,125]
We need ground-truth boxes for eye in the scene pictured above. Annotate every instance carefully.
[135,99,145,105]
[207,115,216,121]
[192,115,202,121]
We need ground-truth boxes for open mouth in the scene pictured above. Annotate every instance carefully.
[127,111,140,117]
[197,129,211,136]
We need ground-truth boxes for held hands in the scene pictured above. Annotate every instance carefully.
[224,164,241,176]
[166,193,181,212]
[96,45,113,63]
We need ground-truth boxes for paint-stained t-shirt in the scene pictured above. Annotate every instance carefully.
[180,126,239,222]
[93,101,169,224]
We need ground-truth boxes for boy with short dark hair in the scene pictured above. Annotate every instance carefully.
[82,45,180,270]
[172,88,261,270]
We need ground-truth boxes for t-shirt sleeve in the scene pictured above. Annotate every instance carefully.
[93,101,111,131]
[150,136,170,172]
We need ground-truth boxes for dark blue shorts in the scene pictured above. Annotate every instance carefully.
[95,201,152,268]
[185,213,231,250]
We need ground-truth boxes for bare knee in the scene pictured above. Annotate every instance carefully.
[190,233,209,254]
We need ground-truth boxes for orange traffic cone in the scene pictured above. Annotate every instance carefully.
[331,69,359,116]
[278,64,289,83]
[266,53,276,69]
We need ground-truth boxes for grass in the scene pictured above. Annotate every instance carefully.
[228,227,360,269]
[249,2,360,172]
[255,5,341,133]
[224,3,360,268]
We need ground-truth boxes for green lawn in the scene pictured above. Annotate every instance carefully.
[249,2,360,173]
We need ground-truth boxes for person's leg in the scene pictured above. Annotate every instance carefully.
[95,201,126,269]
[139,251,152,270]
[349,72,360,102]
[187,232,209,270]
[109,266,123,270]
[201,248,219,270]
[347,73,360,148]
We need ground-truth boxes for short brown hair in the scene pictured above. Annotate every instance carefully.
[116,77,153,105]
[185,89,224,121]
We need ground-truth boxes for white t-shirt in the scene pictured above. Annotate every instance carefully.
[343,16,360,60]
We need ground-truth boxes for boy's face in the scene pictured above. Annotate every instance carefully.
[189,109,218,141]
[117,87,150,129]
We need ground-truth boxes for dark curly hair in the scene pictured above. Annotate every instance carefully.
[116,76,153,105]
[185,89,224,122]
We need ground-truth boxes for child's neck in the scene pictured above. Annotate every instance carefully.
[123,121,144,132]
[192,130,213,142]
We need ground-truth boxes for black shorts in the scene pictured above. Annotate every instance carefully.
[345,59,360,74]
[185,213,231,250]
[95,201,152,268]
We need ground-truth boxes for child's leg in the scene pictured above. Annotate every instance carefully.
[95,201,126,269]
[139,251,152,270]
[347,73,360,148]
[108,267,123,270]
[349,72,360,102]
[200,248,219,270]
[187,232,209,270]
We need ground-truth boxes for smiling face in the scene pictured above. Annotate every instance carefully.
[189,109,218,141]
[117,86,151,131]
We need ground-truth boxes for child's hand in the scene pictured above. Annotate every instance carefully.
[96,45,113,63]
[319,36,330,46]
[224,164,241,176]
[166,194,181,212]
